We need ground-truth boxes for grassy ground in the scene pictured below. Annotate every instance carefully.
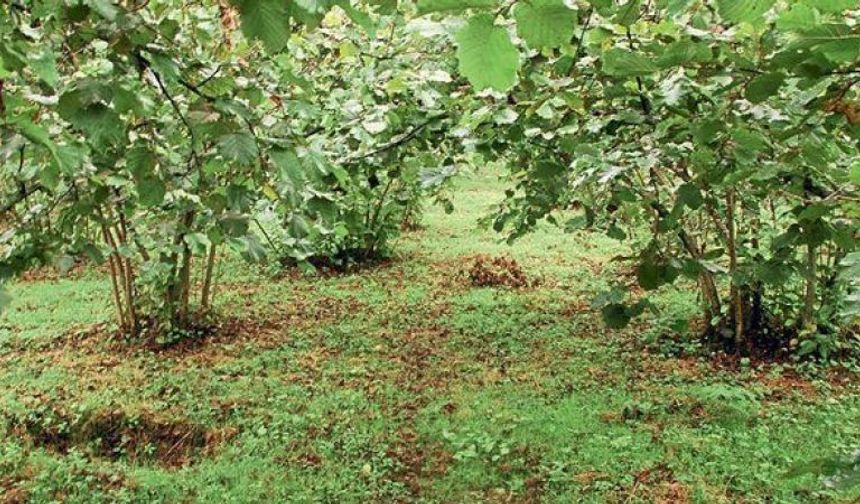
[0,171,858,503]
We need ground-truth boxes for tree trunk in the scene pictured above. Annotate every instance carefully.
[167,210,196,325]
[177,247,193,324]
[725,190,745,345]
[200,244,218,310]
[101,224,128,332]
[802,243,817,331]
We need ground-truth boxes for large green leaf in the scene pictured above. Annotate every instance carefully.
[716,0,775,24]
[677,183,703,210]
[804,0,860,13]
[455,14,520,91]
[137,175,166,207]
[235,0,290,52]
[656,40,712,67]
[31,50,59,87]
[776,3,819,31]
[745,72,785,103]
[791,24,860,63]
[514,0,577,49]
[218,133,259,166]
[613,0,641,26]
[602,48,657,76]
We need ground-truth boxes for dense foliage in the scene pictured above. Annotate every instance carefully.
[260,9,458,268]
[0,1,454,337]
[2,0,860,351]
[416,0,860,359]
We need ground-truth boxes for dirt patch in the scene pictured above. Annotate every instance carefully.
[621,464,691,504]
[0,479,27,504]
[653,481,693,504]
[386,429,452,498]
[382,326,462,401]
[16,260,107,283]
[36,293,363,358]
[11,408,235,468]
[279,254,406,278]
[467,255,531,289]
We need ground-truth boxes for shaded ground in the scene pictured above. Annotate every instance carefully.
[0,171,858,503]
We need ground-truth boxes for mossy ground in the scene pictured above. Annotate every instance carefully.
[1,171,858,503]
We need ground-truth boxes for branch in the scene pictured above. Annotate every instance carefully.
[625,28,652,117]
[343,113,448,165]
[136,53,199,168]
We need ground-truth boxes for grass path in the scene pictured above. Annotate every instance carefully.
[0,171,858,503]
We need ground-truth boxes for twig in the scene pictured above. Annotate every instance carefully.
[343,113,447,164]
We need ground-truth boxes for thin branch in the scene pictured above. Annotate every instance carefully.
[136,53,199,168]
[343,113,447,165]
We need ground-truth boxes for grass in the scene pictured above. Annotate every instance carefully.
[0,170,858,503]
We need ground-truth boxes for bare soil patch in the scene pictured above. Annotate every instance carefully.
[11,408,235,468]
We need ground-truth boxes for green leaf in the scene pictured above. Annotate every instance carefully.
[342,4,376,36]
[79,106,127,148]
[586,0,614,16]
[235,0,290,52]
[613,0,641,27]
[656,40,712,68]
[602,303,631,329]
[137,175,166,207]
[218,133,259,166]
[732,128,769,161]
[602,48,657,76]
[147,51,181,84]
[637,261,662,290]
[40,163,60,190]
[417,0,497,15]
[514,0,577,49]
[790,24,860,64]
[0,56,10,78]
[533,161,565,180]
[271,148,305,187]
[456,14,520,92]
[14,117,54,151]
[12,116,65,176]
[848,161,860,185]
[716,0,775,24]
[667,0,694,17]
[746,72,785,103]
[804,0,860,13]
[635,258,678,291]
[184,232,212,255]
[776,4,818,31]
[31,50,59,87]
[677,183,703,210]
[86,0,120,20]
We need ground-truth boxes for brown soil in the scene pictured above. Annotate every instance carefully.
[12,409,235,468]
[0,479,28,504]
[17,261,108,283]
[385,429,452,498]
[279,254,405,278]
[621,464,691,504]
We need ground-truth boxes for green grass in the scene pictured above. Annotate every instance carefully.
[1,170,858,503]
